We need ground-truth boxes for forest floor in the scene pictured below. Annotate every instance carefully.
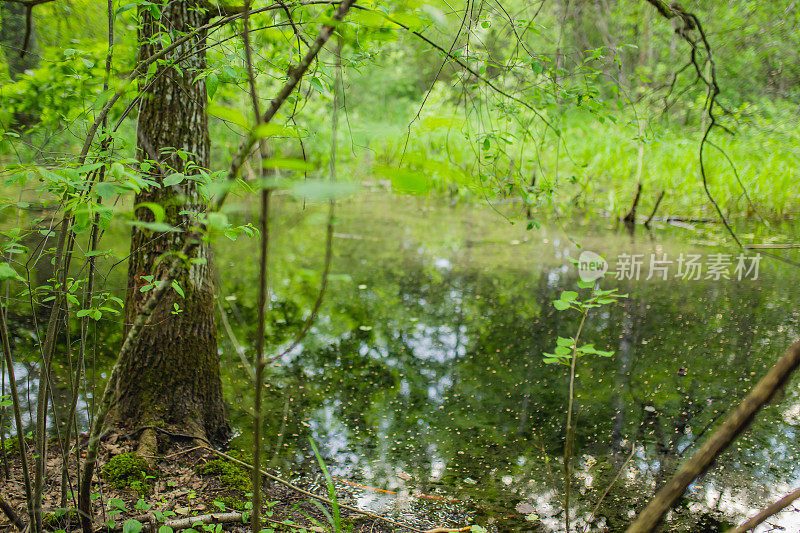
[0,431,457,533]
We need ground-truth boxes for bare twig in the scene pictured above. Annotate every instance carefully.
[644,190,665,228]
[584,444,637,532]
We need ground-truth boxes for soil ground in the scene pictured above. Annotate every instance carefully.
[0,431,455,532]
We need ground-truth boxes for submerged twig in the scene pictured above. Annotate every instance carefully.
[726,486,800,533]
[626,340,800,532]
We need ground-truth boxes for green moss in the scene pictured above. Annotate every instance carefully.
[101,453,153,496]
[196,456,252,494]
[219,495,246,510]
[43,509,78,529]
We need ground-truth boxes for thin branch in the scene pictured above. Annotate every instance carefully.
[0,299,34,530]
[726,486,800,533]
[584,444,637,532]
[0,495,24,530]
[626,340,800,532]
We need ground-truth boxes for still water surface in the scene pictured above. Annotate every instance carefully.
[7,194,800,532]
[215,195,800,532]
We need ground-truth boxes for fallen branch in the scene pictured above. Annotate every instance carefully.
[155,512,243,531]
[0,494,25,530]
[745,244,800,250]
[626,340,800,532]
[725,486,800,533]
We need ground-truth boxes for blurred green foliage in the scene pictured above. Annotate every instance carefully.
[1,0,798,220]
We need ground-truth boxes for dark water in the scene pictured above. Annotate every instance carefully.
[5,194,800,532]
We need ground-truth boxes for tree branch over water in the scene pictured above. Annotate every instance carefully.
[627,340,800,532]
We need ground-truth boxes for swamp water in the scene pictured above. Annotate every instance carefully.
[5,194,800,532]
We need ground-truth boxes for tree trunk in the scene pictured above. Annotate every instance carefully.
[114,0,230,447]
[0,1,38,79]
[1,1,40,129]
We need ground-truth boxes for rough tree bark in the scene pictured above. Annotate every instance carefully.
[114,0,230,448]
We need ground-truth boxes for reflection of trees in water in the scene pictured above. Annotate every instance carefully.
[5,219,798,530]
[216,241,799,530]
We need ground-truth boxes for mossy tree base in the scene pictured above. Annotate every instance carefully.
[113,0,230,449]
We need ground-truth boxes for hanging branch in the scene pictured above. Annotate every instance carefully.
[643,0,741,246]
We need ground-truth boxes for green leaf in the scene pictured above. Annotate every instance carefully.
[206,73,219,100]
[556,336,573,347]
[553,300,570,310]
[0,262,23,281]
[123,521,143,533]
[171,280,184,298]
[576,279,594,289]
[261,158,313,172]
[158,527,174,533]
[208,104,248,129]
[554,345,570,356]
[561,291,578,302]
[204,212,229,232]
[111,162,125,179]
[134,202,166,223]
[163,173,185,187]
[252,123,298,139]
[130,221,179,233]
[94,181,119,200]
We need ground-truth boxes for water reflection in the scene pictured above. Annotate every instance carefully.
[217,198,800,531]
[5,195,800,532]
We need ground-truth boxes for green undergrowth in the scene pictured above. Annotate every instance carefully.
[42,509,79,530]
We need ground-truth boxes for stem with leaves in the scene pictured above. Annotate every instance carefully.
[543,277,626,533]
